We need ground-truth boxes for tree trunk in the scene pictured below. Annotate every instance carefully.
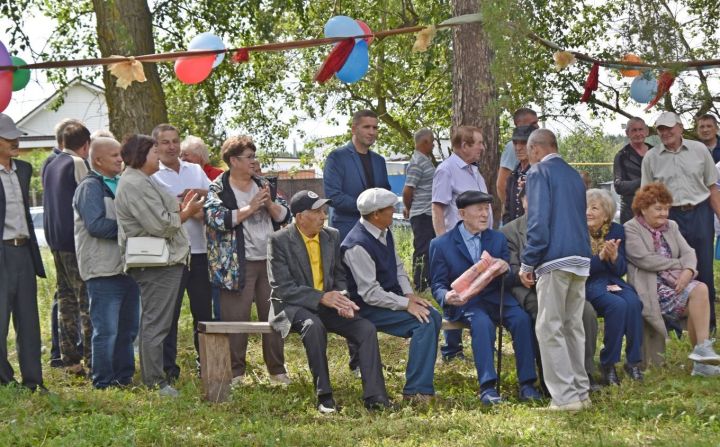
[93,0,167,137]
[451,0,500,224]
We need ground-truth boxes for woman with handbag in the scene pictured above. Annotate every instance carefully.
[205,135,291,385]
[115,134,205,396]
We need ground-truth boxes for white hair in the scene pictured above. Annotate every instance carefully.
[88,137,121,170]
[181,135,210,165]
[586,188,617,223]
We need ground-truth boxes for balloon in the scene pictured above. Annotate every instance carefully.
[0,41,10,67]
[11,56,30,91]
[174,54,215,84]
[0,71,12,113]
[630,72,657,104]
[620,53,642,77]
[324,15,363,38]
[336,40,369,84]
[355,19,373,44]
[188,32,225,68]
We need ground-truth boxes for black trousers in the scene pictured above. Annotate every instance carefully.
[410,213,435,291]
[670,200,716,330]
[292,306,387,401]
[163,253,213,379]
[0,244,43,388]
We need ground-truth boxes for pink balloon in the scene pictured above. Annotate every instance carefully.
[356,20,373,44]
[0,71,12,113]
[174,54,215,85]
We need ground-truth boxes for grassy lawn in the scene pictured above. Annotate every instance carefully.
[1,228,719,446]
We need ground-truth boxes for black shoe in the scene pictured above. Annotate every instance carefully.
[23,383,50,394]
[441,352,467,363]
[623,363,644,381]
[49,358,64,368]
[317,394,337,414]
[588,375,604,392]
[364,396,397,412]
[600,364,620,386]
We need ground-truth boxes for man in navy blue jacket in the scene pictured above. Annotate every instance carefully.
[323,110,391,241]
[519,129,592,411]
[429,190,541,405]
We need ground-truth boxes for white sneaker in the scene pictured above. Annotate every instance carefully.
[691,362,720,377]
[352,367,362,379]
[230,375,246,388]
[269,373,291,386]
[545,400,584,412]
[688,339,720,365]
[158,385,179,398]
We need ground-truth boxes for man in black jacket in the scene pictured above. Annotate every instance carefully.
[613,117,651,223]
[0,113,47,391]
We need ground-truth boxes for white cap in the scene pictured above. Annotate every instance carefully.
[654,111,683,128]
[357,188,398,215]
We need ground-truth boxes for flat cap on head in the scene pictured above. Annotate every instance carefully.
[456,190,493,209]
[357,188,398,215]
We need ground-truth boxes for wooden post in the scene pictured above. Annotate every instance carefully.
[199,332,232,403]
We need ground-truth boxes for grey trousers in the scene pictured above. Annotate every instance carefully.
[536,270,590,406]
[0,245,43,388]
[130,264,184,388]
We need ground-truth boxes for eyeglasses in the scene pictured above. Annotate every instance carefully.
[233,154,257,161]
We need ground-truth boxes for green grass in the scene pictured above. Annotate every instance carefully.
[1,237,719,446]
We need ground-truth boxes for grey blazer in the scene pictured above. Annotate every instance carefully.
[500,214,537,317]
[267,225,348,326]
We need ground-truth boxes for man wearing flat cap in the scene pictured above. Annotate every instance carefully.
[429,190,541,405]
[502,125,534,224]
[0,113,47,392]
[341,187,441,405]
[268,190,388,413]
[641,111,720,331]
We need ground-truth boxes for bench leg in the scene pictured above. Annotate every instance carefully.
[199,332,232,403]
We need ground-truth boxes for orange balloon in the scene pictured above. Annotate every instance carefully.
[174,54,215,85]
[620,54,642,77]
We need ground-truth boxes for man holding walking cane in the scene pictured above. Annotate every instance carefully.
[429,190,541,405]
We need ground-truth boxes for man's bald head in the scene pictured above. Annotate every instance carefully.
[89,137,124,177]
[527,128,557,164]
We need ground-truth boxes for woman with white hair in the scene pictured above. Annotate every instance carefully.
[180,135,224,180]
[585,188,644,385]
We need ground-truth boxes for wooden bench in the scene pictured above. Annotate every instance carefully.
[198,319,469,402]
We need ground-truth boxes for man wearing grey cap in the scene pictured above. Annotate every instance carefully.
[641,111,719,331]
[0,113,47,391]
[341,188,441,405]
[502,125,535,224]
[267,190,388,413]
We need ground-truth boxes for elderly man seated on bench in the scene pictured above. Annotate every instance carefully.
[429,190,542,405]
[267,190,389,414]
[341,188,441,405]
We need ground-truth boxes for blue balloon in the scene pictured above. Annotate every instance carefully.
[630,72,657,104]
[188,32,225,68]
[324,15,363,38]
[336,40,369,84]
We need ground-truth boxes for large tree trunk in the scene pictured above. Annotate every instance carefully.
[93,0,167,137]
[451,0,500,224]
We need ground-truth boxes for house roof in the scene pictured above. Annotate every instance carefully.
[16,77,105,128]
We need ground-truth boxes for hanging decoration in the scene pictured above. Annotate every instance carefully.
[412,26,436,53]
[553,51,576,71]
[107,56,146,89]
[620,54,642,77]
[0,41,13,112]
[580,62,599,103]
[629,72,658,104]
[316,15,371,84]
[645,71,676,110]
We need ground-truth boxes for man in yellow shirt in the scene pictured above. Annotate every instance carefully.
[267,190,390,413]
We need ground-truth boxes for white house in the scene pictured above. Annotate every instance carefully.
[16,78,109,150]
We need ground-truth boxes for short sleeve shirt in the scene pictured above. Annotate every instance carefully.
[640,139,718,206]
[432,153,492,230]
[499,140,518,170]
[404,150,435,218]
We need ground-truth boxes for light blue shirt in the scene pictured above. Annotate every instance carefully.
[499,140,518,170]
[459,222,482,263]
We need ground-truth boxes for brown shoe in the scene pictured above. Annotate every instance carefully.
[65,363,87,377]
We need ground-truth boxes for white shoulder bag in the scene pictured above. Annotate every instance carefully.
[125,236,170,268]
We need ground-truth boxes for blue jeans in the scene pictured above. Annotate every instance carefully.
[87,275,140,389]
[360,304,441,395]
[586,285,643,366]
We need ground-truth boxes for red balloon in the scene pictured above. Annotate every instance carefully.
[355,19,373,44]
[174,54,215,85]
[0,71,12,113]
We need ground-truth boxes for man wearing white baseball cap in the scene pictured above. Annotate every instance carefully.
[0,113,47,392]
[641,111,720,332]
[341,187,441,406]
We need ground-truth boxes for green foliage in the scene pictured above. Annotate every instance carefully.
[558,127,621,185]
[18,149,51,196]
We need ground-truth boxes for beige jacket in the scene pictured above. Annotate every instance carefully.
[115,167,189,268]
[624,217,697,367]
